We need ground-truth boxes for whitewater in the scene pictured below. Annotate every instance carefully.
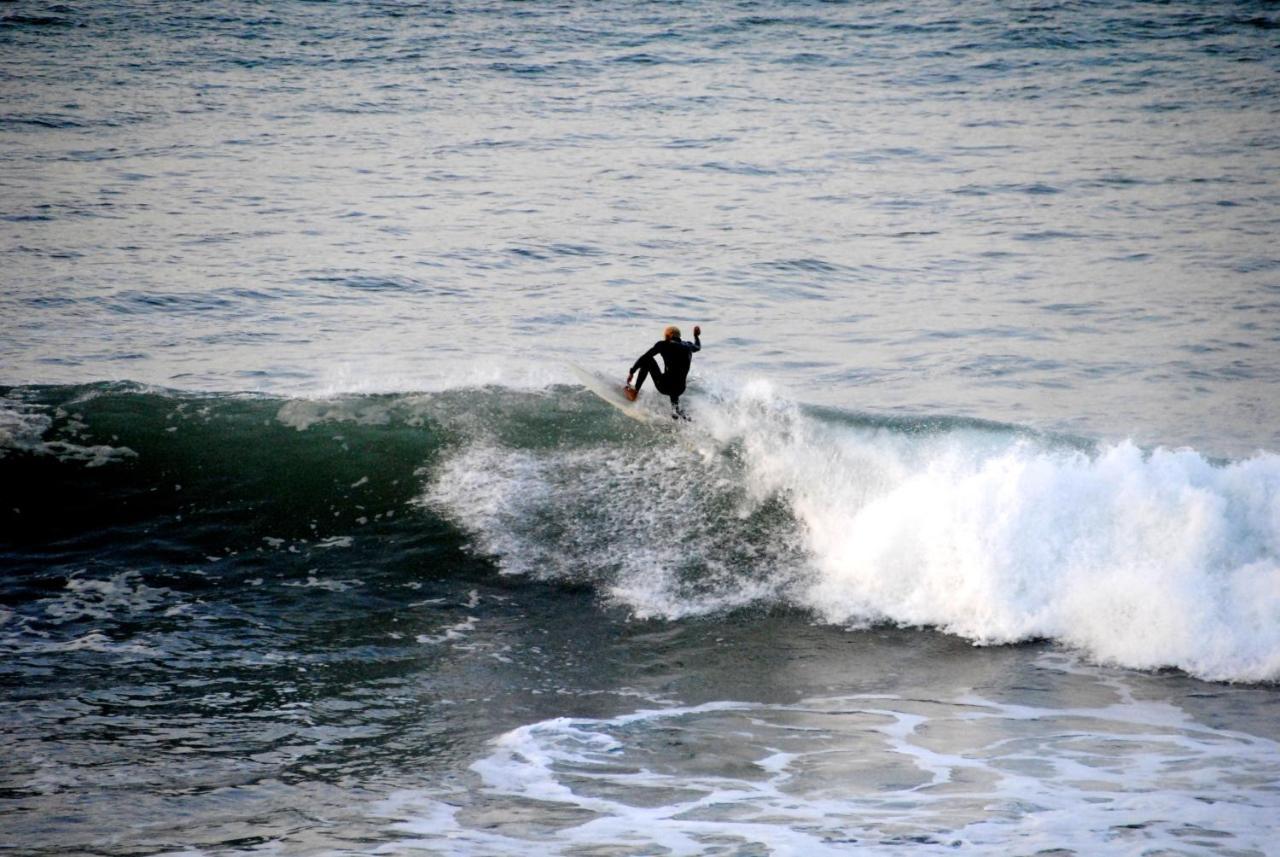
[421,377,1280,684]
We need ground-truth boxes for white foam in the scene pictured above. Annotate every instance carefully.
[0,397,136,467]
[377,675,1280,856]
[283,574,362,592]
[0,402,52,451]
[275,397,396,431]
[48,572,176,623]
[416,617,477,646]
[426,381,1280,682]
[761,429,1280,683]
[423,440,798,619]
[0,572,181,658]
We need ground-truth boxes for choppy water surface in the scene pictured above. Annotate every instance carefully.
[3,1,1279,855]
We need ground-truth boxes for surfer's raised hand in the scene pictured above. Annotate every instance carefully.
[693,325,701,337]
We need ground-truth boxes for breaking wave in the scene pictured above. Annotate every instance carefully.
[3,380,1277,683]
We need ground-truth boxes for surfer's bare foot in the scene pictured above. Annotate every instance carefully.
[623,385,638,401]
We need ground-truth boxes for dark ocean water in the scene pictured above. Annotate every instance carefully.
[3,1,1280,855]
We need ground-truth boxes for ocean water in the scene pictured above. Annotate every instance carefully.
[2,1,1279,855]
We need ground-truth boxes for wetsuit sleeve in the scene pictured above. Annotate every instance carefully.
[688,334,701,353]
[631,342,661,372]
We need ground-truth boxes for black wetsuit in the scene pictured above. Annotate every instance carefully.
[630,335,701,406]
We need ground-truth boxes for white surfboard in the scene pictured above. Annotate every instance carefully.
[566,362,669,425]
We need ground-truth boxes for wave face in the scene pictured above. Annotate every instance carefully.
[4,382,1278,683]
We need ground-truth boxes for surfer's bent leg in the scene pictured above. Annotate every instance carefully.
[633,355,664,392]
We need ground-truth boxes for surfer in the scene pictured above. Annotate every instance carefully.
[625,324,702,417]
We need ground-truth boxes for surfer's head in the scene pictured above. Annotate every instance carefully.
[664,325,681,341]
